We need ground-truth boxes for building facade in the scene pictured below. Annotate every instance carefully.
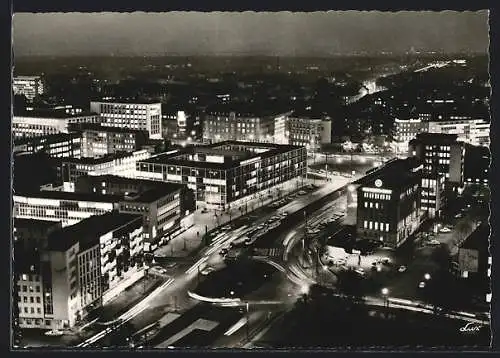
[464,144,490,186]
[427,119,490,147]
[203,107,290,144]
[13,192,120,227]
[75,175,195,250]
[70,124,149,158]
[136,141,307,209]
[392,119,426,153]
[286,115,332,152]
[13,133,82,158]
[90,101,162,139]
[356,159,423,248]
[13,76,44,101]
[162,109,202,144]
[13,113,101,139]
[58,149,151,191]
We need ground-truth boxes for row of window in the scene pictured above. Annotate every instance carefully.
[18,284,41,293]
[20,295,42,304]
[363,220,390,232]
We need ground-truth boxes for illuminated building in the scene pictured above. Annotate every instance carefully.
[356,158,422,248]
[69,123,149,158]
[161,108,202,144]
[136,141,307,209]
[90,100,162,139]
[13,76,44,101]
[13,133,82,158]
[13,111,101,139]
[287,111,332,152]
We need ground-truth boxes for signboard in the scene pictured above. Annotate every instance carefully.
[458,248,479,273]
[375,179,383,188]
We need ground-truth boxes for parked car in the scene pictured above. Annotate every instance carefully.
[152,266,168,274]
[398,265,407,273]
[418,281,426,289]
[298,190,307,195]
[428,240,441,246]
[45,330,64,337]
[219,247,229,256]
[164,262,177,269]
[201,267,216,276]
[440,227,452,233]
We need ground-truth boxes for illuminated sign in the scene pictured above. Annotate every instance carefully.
[375,179,383,188]
[362,187,392,195]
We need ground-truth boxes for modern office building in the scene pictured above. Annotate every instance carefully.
[136,141,307,209]
[13,111,101,139]
[13,192,121,227]
[408,133,464,218]
[90,100,162,139]
[203,103,290,144]
[75,175,195,250]
[356,158,423,248]
[14,213,145,330]
[287,111,332,152]
[13,76,44,101]
[68,123,149,158]
[58,150,151,191]
[13,133,82,158]
[427,119,490,147]
[392,119,426,153]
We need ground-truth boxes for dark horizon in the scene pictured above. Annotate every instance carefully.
[13,11,489,57]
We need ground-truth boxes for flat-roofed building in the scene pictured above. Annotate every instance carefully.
[356,158,423,248]
[13,76,44,101]
[13,133,82,158]
[90,100,162,139]
[136,141,307,209]
[69,123,149,158]
[287,110,332,152]
[13,111,101,139]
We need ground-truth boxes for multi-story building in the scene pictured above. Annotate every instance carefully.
[136,141,307,209]
[409,133,465,218]
[13,133,82,158]
[13,111,101,139]
[14,213,145,330]
[392,119,426,153]
[75,175,195,251]
[13,192,120,227]
[287,111,332,152]
[58,149,151,191]
[161,107,202,144]
[427,119,490,147]
[68,123,149,158]
[464,144,490,186]
[356,158,423,248]
[203,104,290,144]
[90,100,162,139]
[13,76,44,101]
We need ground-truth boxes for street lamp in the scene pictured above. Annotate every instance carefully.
[424,273,431,281]
[381,287,389,308]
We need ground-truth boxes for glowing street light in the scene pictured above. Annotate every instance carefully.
[424,273,431,281]
[381,287,389,296]
[300,285,309,295]
[230,290,235,296]
[381,287,389,308]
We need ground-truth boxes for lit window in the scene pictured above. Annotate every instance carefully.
[21,274,28,281]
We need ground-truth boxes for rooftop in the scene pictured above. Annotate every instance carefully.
[59,151,141,165]
[14,190,123,203]
[459,222,489,251]
[14,218,62,230]
[48,212,143,252]
[205,101,292,118]
[69,123,149,135]
[362,158,422,190]
[14,109,98,119]
[138,141,302,170]
[91,98,161,105]
[412,133,460,144]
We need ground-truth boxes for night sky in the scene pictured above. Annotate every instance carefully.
[13,11,489,57]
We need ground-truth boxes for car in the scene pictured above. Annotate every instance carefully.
[219,247,229,256]
[298,190,307,195]
[440,227,452,233]
[354,268,366,277]
[257,224,265,230]
[454,213,463,218]
[201,267,216,276]
[398,265,407,273]
[152,266,168,274]
[381,257,391,265]
[201,208,208,213]
[165,262,177,269]
[281,211,289,217]
[45,330,64,337]
[428,240,441,246]
[418,281,426,289]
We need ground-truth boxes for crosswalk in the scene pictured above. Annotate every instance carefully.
[252,248,283,258]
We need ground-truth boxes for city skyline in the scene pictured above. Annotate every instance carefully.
[13,11,489,57]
